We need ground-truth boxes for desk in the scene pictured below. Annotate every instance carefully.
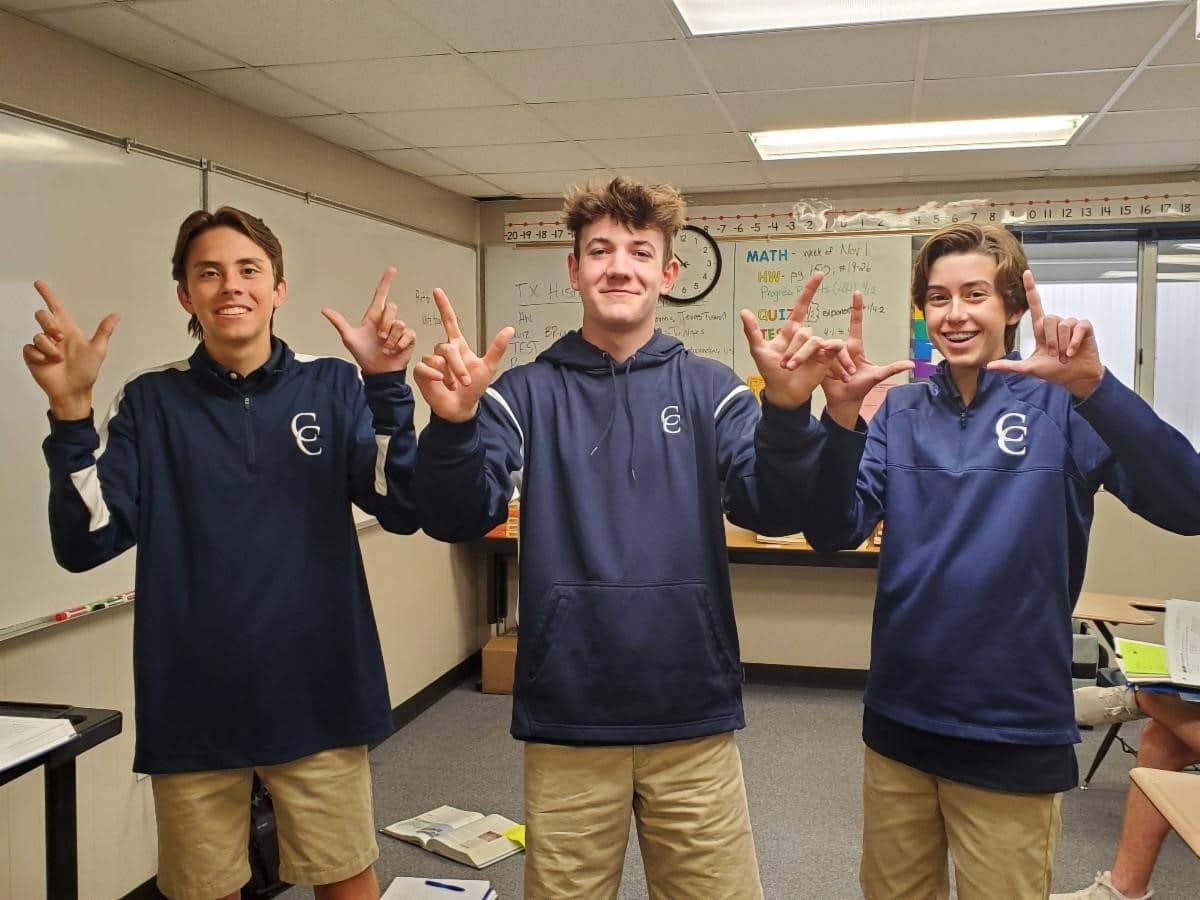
[1072,593,1164,789]
[473,521,879,626]
[0,703,122,900]
[1130,768,1200,856]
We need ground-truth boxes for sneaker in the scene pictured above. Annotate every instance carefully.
[1051,871,1152,899]
[1075,685,1145,726]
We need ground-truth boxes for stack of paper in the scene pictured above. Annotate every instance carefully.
[0,715,77,771]
[382,876,496,899]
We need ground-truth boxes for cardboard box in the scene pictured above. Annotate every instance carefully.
[481,630,518,695]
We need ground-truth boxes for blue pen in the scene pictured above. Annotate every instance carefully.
[424,881,465,892]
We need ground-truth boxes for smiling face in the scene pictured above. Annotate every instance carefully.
[568,214,679,347]
[176,225,286,365]
[923,251,1024,376]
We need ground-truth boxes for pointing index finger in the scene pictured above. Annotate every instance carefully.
[787,271,824,324]
[849,290,863,345]
[433,288,463,341]
[1023,270,1044,331]
[365,267,397,322]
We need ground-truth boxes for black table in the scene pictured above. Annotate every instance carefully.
[0,702,122,900]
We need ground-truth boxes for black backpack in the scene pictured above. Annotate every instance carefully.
[242,774,290,899]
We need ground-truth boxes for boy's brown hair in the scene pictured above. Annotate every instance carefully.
[912,223,1029,353]
[171,206,284,339]
[563,177,686,265]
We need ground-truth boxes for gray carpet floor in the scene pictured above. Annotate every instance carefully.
[280,679,1197,899]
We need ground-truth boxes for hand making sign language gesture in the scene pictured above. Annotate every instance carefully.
[986,270,1105,399]
[22,281,120,422]
[821,290,916,429]
[412,289,515,423]
[740,271,853,409]
[321,266,416,375]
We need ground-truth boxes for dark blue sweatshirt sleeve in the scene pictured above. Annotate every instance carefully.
[803,405,887,552]
[43,395,140,573]
[349,369,419,534]
[1072,369,1200,534]
[717,387,828,536]
[414,388,523,542]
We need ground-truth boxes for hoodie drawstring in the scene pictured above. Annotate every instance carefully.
[589,354,639,481]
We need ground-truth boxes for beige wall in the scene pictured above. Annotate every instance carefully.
[0,11,487,899]
[480,180,1200,668]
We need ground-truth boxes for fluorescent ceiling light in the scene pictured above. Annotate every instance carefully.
[1102,271,1200,281]
[751,115,1087,160]
[673,1,1173,35]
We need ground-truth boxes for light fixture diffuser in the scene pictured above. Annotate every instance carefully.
[750,115,1088,160]
[673,1,1174,35]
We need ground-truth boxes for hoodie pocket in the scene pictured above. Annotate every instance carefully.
[520,581,742,730]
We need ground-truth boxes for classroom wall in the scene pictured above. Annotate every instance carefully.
[0,12,487,900]
[481,178,1200,668]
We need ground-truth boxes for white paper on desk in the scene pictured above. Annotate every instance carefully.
[0,716,77,771]
[382,877,495,899]
[1165,599,1200,688]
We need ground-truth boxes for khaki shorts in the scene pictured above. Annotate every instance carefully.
[860,746,1062,900]
[151,746,378,900]
[524,732,764,900]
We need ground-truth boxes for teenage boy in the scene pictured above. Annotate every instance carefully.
[22,207,419,900]
[803,223,1200,900]
[411,177,853,900]
[1051,685,1200,899]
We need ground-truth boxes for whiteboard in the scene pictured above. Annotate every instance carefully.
[484,234,912,387]
[0,110,202,630]
[207,175,479,523]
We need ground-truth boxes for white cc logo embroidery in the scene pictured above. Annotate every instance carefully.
[291,412,323,456]
[661,405,682,435]
[995,412,1028,457]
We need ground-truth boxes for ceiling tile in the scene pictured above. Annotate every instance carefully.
[923,6,1182,78]
[130,0,448,66]
[364,148,464,177]
[468,41,707,103]
[394,0,680,52]
[289,114,406,151]
[424,174,511,197]
[583,132,754,168]
[186,68,336,118]
[487,169,616,197]
[762,155,910,187]
[919,70,1131,120]
[1115,65,1200,112]
[31,5,237,72]
[688,24,921,93]
[431,142,602,174]
[1058,139,1200,170]
[2,0,103,8]
[722,83,915,132]
[534,95,727,141]
[267,55,515,112]
[360,106,566,147]
[1080,109,1200,145]
[1152,14,1200,66]
[614,163,765,191]
[904,147,1064,178]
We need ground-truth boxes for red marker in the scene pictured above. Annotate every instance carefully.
[54,606,88,622]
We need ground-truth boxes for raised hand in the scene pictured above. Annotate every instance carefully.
[22,281,119,420]
[739,272,848,410]
[986,270,1104,398]
[412,289,514,423]
[822,291,915,429]
[322,267,416,375]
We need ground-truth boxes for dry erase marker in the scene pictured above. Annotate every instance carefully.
[54,606,88,621]
[424,881,465,892]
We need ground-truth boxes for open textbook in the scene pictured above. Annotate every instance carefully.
[381,805,523,869]
[381,876,497,900]
[1114,599,1200,695]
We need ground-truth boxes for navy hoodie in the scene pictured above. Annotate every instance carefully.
[43,340,418,773]
[806,359,1200,746]
[416,330,826,744]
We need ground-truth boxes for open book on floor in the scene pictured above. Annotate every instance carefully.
[381,876,497,899]
[381,805,524,869]
[1115,599,1200,694]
